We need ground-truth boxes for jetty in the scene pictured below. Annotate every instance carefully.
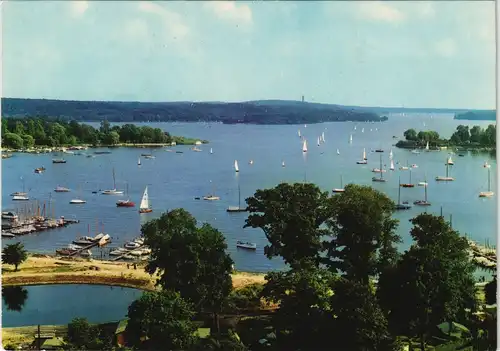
[468,239,497,270]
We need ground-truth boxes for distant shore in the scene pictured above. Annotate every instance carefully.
[1,255,266,291]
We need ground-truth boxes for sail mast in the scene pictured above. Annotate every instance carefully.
[380,154,383,179]
[488,168,491,191]
[398,176,401,205]
[113,168,116,189]
[238,184,241,208]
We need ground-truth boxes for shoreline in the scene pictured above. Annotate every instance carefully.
[1,255,266,291]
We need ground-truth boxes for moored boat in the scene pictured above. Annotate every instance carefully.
[54,186,70,192]
[52,158,67,164]
[236,241,257,250]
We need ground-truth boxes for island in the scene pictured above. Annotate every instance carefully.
[1,118,208,150]
[2,97,388,124]
[395,124,496,150]
[454,110,496,121]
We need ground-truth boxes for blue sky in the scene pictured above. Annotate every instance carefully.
[2,1,496,109]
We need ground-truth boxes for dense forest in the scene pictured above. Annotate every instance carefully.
[1,118,203,149]
[4,183,495,350]
[396,124,496,149]
[1,98,388,124]
[454,111,496,121]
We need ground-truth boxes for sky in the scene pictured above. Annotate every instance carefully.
[1,1,497,109]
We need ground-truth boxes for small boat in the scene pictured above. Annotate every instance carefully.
[52,158,67,164]
[125,241,141,249]
[2,211,18,220]
[282,161,285,167]
[332,175,345,193]
[372,155,387,183]
[479,168,494,198]
[191,147,202,152]
[176,151,183,154]
[356,148,368,164]
[446,156,454,165]
[302,140,308,153]
[234,160,239,173]
[54,186,70,192]
[236,241,257,250]
[298,129,301,138]
[94,151,112,155]
[227,184,248,213]
[139,186,153,213]
[414,178,431,206]
[321,131,325,142]
[418,181,428,187]
[138,158,141,166]
[93,233,105,241]
[400,169,415,188]
[411,150,420,154]
[411,164,418,168]
[117,183,135,207]
[2,231,15,238]
[210,148,213,154]
[123,255,135,260]
[12,195,30,201]
[134,237,144,245]
[102,168,124,194]
[130,250,144,257]
[204,181,220,201]
[144,155,156,159]
[249,160,254,165]
[73,237,94,245]
[389,149,393,159]
[337,149,340,155]
[435,163,454,182]
[372,168,387,173]
[483,161,491,168]
[375,149,384,153]
[317,136,321,147]
[34,167,45,174]
[10,192,27,197]
[70,199,86,204]
[110,248,128,256]
[389,159,395,171]
[458,153,465,157]
[349,134,353,143]
[361,128,364,133]
[425,141,430,152]
[98,234,111,246]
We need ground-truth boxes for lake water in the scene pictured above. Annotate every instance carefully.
[2,113,497,273]
[2,284,143,327]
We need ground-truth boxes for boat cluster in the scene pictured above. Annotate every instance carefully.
[56,233,111,257]
[468,240,497,269]
[109,237,151,260]
[2,214,78,238]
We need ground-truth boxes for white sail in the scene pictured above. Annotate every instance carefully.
[302,140,308,152]
[389,149,393,159]
[138,158,141,165]
[317,137,320,146]
[234,160,239,172]
[349,134,353,143]
[140,187,150,210]
[282,160,285,167]
[390,159,395,170]
[363,148,367,160]
[321,132,325,142]
[362,128,364,133]
[337,149,340,155]
[425,142,429,151]
[210,148,213,154]
[298,129,301,137]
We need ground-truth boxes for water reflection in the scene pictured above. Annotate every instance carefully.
[2,286,28,312]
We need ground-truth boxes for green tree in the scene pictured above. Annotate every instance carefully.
[125,290,198,350]
[66,317,106,350]
[325,184,400,285]
[47,122,67,145]
[99,119,111,134]
[484,277,496,305]
[14,121,25,135]
[103,131,120,145]
[245,182,331,269]
[1,118,8,135]
[2,242,28,271]
[2,286,28,312]
[404,129,418,141]
[470,125,483,143]
[32,119,46,144]
[377,213,476,351]
[330,278,397,351]
[21,134,35,149]
[3,132,24,149]
[118,124,141,143]
[152,128,167,143]
[481,124,496,146]
[138,126,156,143]
[142,209,233,329]
[261,267,336,350]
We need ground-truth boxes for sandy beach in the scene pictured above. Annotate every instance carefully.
[2,255,266,291]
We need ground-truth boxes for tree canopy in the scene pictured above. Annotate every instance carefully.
[142,209,233,314]
[125,290,198,350]
[244,182,331,269]
[401,124,496,147]
[2,242,28,271]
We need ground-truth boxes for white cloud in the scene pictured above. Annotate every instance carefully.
[205,1,253,26]
[356,1,405,23]
[138,1,189,40]
[434,38,457,57]
[69,1,89,18]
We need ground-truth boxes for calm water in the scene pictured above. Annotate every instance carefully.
[2,284,143,327]
[2,113,497,273]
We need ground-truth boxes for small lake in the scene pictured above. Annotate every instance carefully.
[2,284,143,328]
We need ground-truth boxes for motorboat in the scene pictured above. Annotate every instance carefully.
[54,186,70,192]
[110,248,128,256]
[116,199,135,207]
[12,195,30,201]
[2,211,18,220]
[102,189,124,195]
[372,177,387,183]
[418,182,428,187]
[371,168,387,173]
[34,167,45,174]
[203,195,220,201]
[125,241,141,249]
[52,158,67,164]
[236,241,257,250]
[80,250,92,257]
[10,192,27,197]
[73,236,94,245]
[2,231,15,238]
[133,237,144,245]
[93,233,105,241]
[70,199,86,204]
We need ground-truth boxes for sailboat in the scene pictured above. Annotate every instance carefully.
[321,132,325,143]
[210,148,213,154]
[479,168,494,198]
[349,134,353,143]
[483,161,491,169]
[234,160,239,173]
[435,162,454,181]
[414,179,431,206]
[372,155,387,182]
[361,128,365,133]
[137,157,141,166]
[425,141,430,151]
[70,184,86,204]
[337,149,340,155]
[227,184,248,212]
[395,176,412,210]
[317,137,321,147]
[302,140,308,153]
[139,186,153,213]
[389,149,393,159]
[203,181,220,201]
[446,155,454,165]
[356,148,367,164]
[400,169,415,188]
[102,168,124,195]
[116,183,135,207]
[389,159,395,171]
[298,129,301,138]
[399,161,409,171]
[12,177,29,201]
[332,175,345,193]
[282,160,285,167]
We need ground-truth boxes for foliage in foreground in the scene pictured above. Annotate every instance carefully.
[2,242,28,271]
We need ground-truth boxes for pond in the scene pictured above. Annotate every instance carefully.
[2,284,143,328]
